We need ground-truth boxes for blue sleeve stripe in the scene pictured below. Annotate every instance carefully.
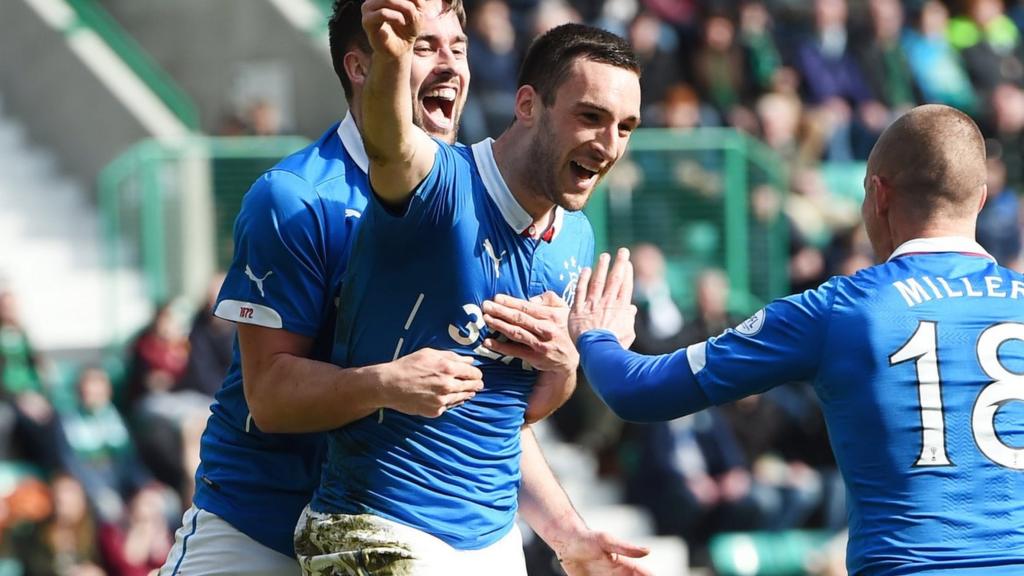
[578,330,712,422]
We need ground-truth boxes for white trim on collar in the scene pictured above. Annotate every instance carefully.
[887,236,995,262]
[337,111,369,174]
[471,138,564,238]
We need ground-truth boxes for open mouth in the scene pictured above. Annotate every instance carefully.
[420,87,457,129]
[570,160,601,187]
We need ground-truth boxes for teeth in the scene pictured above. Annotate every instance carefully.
[572,161,600,175]
[424,87,457,101]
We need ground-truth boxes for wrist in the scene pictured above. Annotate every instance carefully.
[537,512,589,556]
[355,363,392,412]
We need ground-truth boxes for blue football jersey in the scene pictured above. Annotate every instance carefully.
[311,138,595,549]
[195,114,369,557]
[583,236,1024,574]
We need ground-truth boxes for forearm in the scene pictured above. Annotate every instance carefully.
[577,330,712,422]
[524,369,576,425]
[363,43,436,202]
[244,354,384,433]
[518,427,587,552]
[363,51,415,166]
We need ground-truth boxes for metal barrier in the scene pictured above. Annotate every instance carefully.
[98,129,787,341]
[584,128,789,313]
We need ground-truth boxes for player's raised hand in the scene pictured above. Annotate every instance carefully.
[361,0,426,59]
[569,248,637,348]
[381,348,483,418]
[556,530,652,576]
[481,291,579,375]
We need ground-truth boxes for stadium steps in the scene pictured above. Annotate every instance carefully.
[534,422,690,575]
[0,98,151,353]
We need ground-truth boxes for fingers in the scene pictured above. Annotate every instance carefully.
[597,532,650,559]
[603,248,631,307]
[483,300,555,341]
[482,313,544,349]
[440,390,477,409]
[573,266,592,314]
[618,259,634,306]
[481,338,535,364]
[587,252,612,305]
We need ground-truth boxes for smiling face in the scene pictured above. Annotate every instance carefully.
[339,0,469,144]
[525,58,641,211]
[410,4,470,142]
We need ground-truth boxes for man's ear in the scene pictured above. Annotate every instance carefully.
[514,85,540,126]
[343,50,370,91]
[872,174,890,218]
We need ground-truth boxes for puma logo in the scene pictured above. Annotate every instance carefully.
[244,265,273,298]
[483,239,506,279]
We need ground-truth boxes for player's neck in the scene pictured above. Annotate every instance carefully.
[491,132,557,229]
[889,221,978,252]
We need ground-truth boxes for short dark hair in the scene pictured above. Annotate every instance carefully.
[517,23,641,107]
[328,0,467,101]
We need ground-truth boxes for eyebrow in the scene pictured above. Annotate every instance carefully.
[416,33,469,45]
[575,101,640,127]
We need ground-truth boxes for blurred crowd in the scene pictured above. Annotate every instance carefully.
[4,0,1024,574]
[0,280,232,575]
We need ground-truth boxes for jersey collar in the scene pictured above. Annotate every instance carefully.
[471,138,564,241]
[887,236,995,262]
[337,111,369,174]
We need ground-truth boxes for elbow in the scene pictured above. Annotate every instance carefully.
[602,394,660,424]
[242,381,289,434]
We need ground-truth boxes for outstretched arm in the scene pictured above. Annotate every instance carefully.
[569,248,712,422]
[361,0,439,205]
[518,428,651,576]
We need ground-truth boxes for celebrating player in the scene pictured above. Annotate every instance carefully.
[571,104,1024,574]
[294,0,646,574]
[161,1,641,574]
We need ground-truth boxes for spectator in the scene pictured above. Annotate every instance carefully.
[859,0,917,114]
[793,0,885,160]
[631,243,686,355]
[987,83,1024,189]
[629,10,682,125]
[462,0,519,141]
[123,302,189,410]
[977,143,1022,267]
[949,0,1024,95]
[97,483,174,576]
[0,291,65,475]
[737,1,784,99]
[756,90,827,166]
[178,274,235,398]
[680,268,740,345]
[719,393,824,531]
[62,367,143,521]
[694,12,758,132]
[901,0,978,114]
[124,302,208,505]
[621,408,763,563]
[660,83,718,129]
[9,474,106,576]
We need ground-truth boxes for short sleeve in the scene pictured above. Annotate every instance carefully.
[214,170,330,337]
[692,280,837,405]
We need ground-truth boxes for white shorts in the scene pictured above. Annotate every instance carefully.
[294,506,527,576]
[160,505,301,576]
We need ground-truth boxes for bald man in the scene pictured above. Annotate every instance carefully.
[569,104,1024,575]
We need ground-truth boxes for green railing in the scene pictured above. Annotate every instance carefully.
[65,0,200,130]
[584,128,789,313]
[99,129,788,341]
[98,136,311,308]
